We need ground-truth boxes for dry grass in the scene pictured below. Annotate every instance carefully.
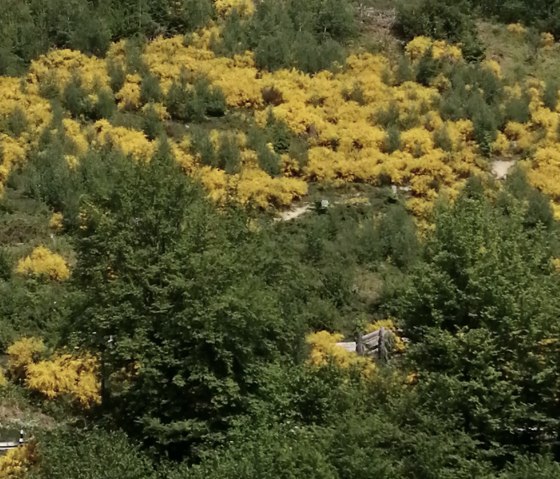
[0,384,56,433]
[478,21,560,81]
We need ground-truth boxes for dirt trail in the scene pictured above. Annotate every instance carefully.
[276,204,312,221]
[491,159,515,179]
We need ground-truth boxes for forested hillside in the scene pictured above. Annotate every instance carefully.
[1,0,560,477]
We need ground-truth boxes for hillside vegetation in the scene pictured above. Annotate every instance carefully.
[1,0,560,478]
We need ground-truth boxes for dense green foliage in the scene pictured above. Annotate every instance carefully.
[5,136,560,475]
[213,0,355,72]
[30,429,157,479]
[396,0,484,61]
[0,0,357,75]
[395,176,560,461]
[1,0,560,477]
[0,0,215,74]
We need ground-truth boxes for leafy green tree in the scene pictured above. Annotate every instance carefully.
[68,145,307,457]
[30,429,156,479]
[92,88,117,120]
[374,203,419,269]
[383,126,402,153]
[0,248,10,281]
[140,73,163,105]
[499,455,560,478]
[142,103,165,141]
[5,107,29,138]
[165,77,193,122]
[542,78,559,111]
[395,187,560,459]
[165,427,337,479]
[217,133,241,174]
[62,75,93,119]
[190,126,216,166]
[396,0,484,60]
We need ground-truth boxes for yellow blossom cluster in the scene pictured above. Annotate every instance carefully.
[141,102,170,120]
[0,78,51,191]
[0,31,481,214]
[6,337,101,408]
[197,163,308,208]
[26,353,101,408]
[236,168,308,208]
[482,59,502,79]
[4,26,560,216]
[116,73,142,110]
[540,32,555,48]
[0,444,36,479]
[7,337,47,379]
[306,330,375,376]
[214,0,255,16]
[405,36,463,61]
[15,246,70,281]
[92,119,156,160]
[0,134,27,191]
[0,78,52,135]
[49,212,64,232]
[144,36,262,105]
[61,118,89,157]
[507,23,527,35]
[26,48,110,95]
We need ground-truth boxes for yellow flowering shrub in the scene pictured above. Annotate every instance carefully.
[214,0,255,16]
[0,135,26,164]
[306,330,375,375]
[491,132,511,156]
[26,353,101,408]
[170,140,196,172]
[65,155,80,169]
[198,166,231,203]
[504,121,534,153]
[61,118,89,156]
[405,36,462,62]
[482,59,502,79]
[0,368,8,387]
[27,48,109,94]
[141,102,169,120]
[6,337,46,380]
[49,212,64,232]
[0,77,51,136]
[0,134,27,190]
[236,169,308,208]
[405,36,433,60]
[116,74,142,110]
[5,21,560,216]
[15,246,70,281]
[431,40,462,61]
[528,147,560,200]
[0,443,36,479]
[93,120,156,160]
[541,32,555,48]
[507,23,527,35]
[401,127,434,157]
